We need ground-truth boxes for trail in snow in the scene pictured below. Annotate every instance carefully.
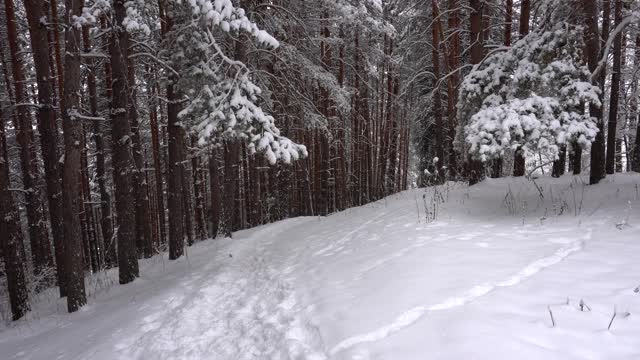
[312,211,391,258]
[116,220,329,360]
[0,218,329,360]
[118,259,327,360]
[330,230,591,355]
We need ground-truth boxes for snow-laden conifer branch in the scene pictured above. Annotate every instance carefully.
[166,0,307,164]
[460,23,601,161]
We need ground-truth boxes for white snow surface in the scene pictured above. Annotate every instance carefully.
[1,174,640,359]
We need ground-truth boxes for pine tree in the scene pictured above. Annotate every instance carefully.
[4,0,53,285]
[467,0,485,185]
[164,1,185,259]
[587,0,606,185]
[513,0,530,177]
[0,87,29,321]
[606,0,623,174]
[60,0,88,313]
[109,0,140,283]
[24,0,66,293]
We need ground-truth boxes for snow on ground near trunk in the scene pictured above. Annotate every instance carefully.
[1,174,639,359]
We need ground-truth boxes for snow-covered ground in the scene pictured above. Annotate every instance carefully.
[1,174,639,360]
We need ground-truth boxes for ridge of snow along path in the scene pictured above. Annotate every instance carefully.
[2,174,640,359]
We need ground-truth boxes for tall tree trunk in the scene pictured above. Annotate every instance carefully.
[192,136,206,240]
[588,0,607,184]
[222,140,240,237]
[432,0,444,182]
[61,0,87,312]
[99,16,116,268]
[24,0,66,293]
[166,78,185,257]
[209,148,220,238]
[447,0,460,177]
[491,0,512,178]
[80,123,99,272]
[468,0,485,185]
[221,24,250,236]
[50,0,65,111]
[110,0,139,283]
[127,58,153,258]
[605,0,622,174]
[571,144,582,175]
[552,146,567,177]
[633,35,640,172]
[386,79,400,191]
[0,98,30,321]
[149,81,166,247]
[352,27,362,206]
[164,2,185,259]
[182,148,195,245]
[82,26,105,273]
[513,0,530,177]
[5,0,53,286]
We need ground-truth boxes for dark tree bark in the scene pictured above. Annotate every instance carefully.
[513,0,530,177]
[163,1,185,259]
[209,148,221,238]
[0,98,30,321]
[633,35,640,172]
[571,143,582,175]
[149,80,166,247]
[82,26,104,272]
[586,0,606,184]
[468,0,485,185]
[352,26,362,206]
[432,0,444,182]
[24,0,66,293]
[166,79,185,257]
[222,140,240,237]
[504,0,512,46]
[490,0,512,178]
[192,136,206,240]
[61,0,87,312]
[221,26,251,236]
[99,16,116,268]
[109,0,139,283]
[127,58,153,259]
[50,0,65,111]
[552,146,567,177]
[447,0,460,177]
[80,123,100,272]
[605,0,622,175]
[5,0,53,285]
[182,151,195,245]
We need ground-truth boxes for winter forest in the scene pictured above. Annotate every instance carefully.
[1,0,639,359]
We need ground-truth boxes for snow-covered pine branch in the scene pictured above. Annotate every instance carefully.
[459,23,600,162]
[166,0,307,165]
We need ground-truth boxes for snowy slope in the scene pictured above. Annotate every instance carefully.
[1,174,639,360]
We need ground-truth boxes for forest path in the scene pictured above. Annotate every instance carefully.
[112,218,329,360]
[0,218,329,360]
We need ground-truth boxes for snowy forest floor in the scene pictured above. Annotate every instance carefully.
[1,174,640,360]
